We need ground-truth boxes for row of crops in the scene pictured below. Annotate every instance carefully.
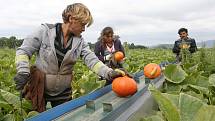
[142,48,215,121]
[0,47,214,121]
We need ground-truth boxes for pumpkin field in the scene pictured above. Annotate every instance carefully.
[0,47,215,121]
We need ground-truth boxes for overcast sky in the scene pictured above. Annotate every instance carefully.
[0,0,215,46]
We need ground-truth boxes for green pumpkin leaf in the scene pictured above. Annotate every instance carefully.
[142,115,165,121]
[22,99,33,111]
[182,72,199,85]
[163,81,182,93]
[184,64,199,74]
[0,89,20,109]
[79,71,104,95]
[179,93,205,121]
[14,109,27,121]
[0,99,13,111]
[164,64,187,84]
[148,85,180,121]
[193,105,215,121]
[209,74,215,86]
[2,114,16,121]
[26,111,39,119]
[187,85,209,95]
[208,86,215,95]
[0,89,32,111]
[184,91,206,103]
[0,92,13,111]
[162,93,179,108]
[195,75,209,87]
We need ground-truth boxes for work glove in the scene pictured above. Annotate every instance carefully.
[109,53,125,69]
[107,68,133,79]
[107,69,126,80]
[14,73,30,90]
[104,54,112,61]
[118,68,133,78]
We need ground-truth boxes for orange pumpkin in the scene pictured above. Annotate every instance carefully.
[114,51,124,62]
[112,76,137,97]
[144,63,161,79]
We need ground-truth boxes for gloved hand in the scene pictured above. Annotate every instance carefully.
[118,68,133,78]
[14,73,30,90]
[107,69,126,80]
[104,54,112,61]
[109,55,125,69]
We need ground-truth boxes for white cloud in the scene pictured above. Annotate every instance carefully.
[0,0,214,46]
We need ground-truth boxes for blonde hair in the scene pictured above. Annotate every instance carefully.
[62,3,93,27]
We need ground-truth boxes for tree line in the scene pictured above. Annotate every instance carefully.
[88,42,147,50]
[0,36,148,49]
[0,36,23,48]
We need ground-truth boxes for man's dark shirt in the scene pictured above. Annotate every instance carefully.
[172,38,197,55]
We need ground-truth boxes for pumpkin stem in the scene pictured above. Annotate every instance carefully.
[115,69,126,76]
[150,66,157,76]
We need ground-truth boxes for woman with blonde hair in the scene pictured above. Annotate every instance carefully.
[14,3,125,108]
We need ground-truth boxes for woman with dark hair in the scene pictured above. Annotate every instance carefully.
[94,27,126,85]
[94,27,125,68]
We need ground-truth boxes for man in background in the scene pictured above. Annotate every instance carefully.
[172,28,197,62]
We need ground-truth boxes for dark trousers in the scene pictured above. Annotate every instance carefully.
[45,87,72,108]
[105,79,113,86]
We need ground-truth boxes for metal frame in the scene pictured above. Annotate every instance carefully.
[26,85,112,121]
[26,74,165,121]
